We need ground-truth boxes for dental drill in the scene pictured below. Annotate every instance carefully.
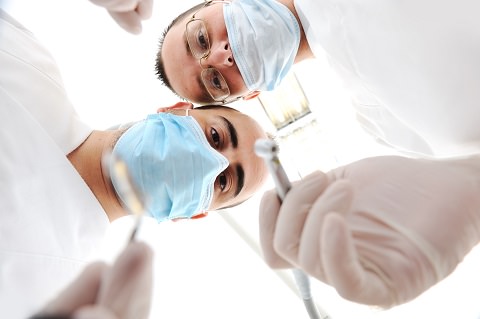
[254,138,329,319]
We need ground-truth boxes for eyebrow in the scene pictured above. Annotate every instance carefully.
[219,116,243,196]
[220,116,238,148]
[235,164,245,197]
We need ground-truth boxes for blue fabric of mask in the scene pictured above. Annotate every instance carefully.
[110,113,229,222]
[224,0,300,91]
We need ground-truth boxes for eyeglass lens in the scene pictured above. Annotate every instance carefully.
[186,19,230,102]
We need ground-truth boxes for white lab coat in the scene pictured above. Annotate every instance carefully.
[295,0,480,158]
[0,10,109,318]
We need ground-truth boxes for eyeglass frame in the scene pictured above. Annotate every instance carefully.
[185,0,242,104]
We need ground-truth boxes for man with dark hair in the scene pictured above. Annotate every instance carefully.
[0,9,268,318]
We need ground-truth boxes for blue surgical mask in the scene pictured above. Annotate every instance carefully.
[224,0,300,91]
[110,112,229,222]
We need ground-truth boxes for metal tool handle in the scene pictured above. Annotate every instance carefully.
[254,139,327,319]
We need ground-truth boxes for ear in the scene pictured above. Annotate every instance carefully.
[157,101,194,113]
[242,91,261,101]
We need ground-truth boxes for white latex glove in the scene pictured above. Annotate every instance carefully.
[35,241,153,319]
[89,0,153,34]
[259,155,480,308]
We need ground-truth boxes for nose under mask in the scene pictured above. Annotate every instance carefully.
[224,0,300,91]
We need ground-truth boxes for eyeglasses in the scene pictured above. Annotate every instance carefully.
[185,1,238,104]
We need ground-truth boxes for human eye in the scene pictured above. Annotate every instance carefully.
[212,75,222,90]
[209,69,226,90]
[196,27,209,51]
[187,20,209,57]
[210,127,220,148]
[217,171,227,192]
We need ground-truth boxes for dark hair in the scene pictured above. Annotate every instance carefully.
[154,2,205,99]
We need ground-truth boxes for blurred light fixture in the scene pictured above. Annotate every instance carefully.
[258,72,311,131]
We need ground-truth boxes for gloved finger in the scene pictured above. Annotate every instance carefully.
[108,11,142,34]
[38,262,107,315]
[74,305,118,319]
[272,171,329,267]
[259,188,291,268]
[136,0,153,19]
[298,180,353,280]
[321,212,394,307]
[97,241,154,319]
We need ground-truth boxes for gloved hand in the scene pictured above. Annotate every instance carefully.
[259,155,480,308]
[89,0,153,34]
[35,241,153,319]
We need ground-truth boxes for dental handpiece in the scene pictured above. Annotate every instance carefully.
[254,139,291,201]
[254,139,324,319]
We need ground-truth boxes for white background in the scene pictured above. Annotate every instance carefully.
[2,0,480,318]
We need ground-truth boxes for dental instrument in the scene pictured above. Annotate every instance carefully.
[254,138,329,319]
[102,151,145,242]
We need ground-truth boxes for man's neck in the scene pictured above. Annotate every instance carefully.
[277,0,314,62]
[67,130,128,222]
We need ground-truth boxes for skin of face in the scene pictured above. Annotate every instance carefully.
[68,102,268,222]
[165,105,269,211]
[161,2,250,104]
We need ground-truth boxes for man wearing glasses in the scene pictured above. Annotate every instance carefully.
[156,0,263,105]
[183,2,241,104]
